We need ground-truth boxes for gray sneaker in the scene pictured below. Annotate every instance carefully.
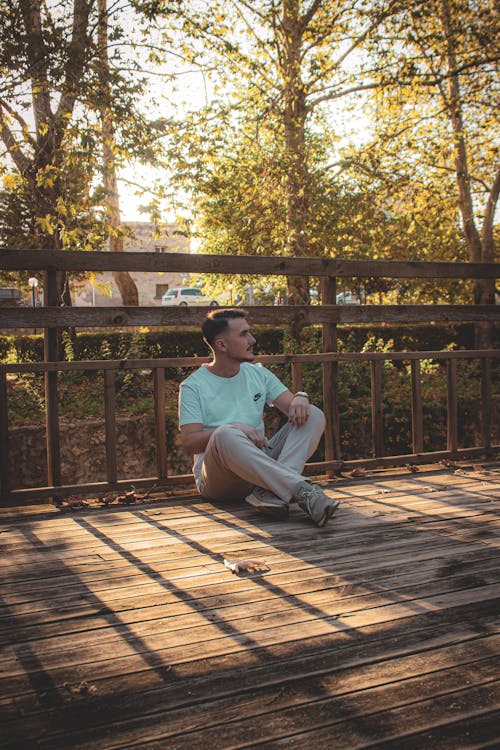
[293,482,340,527]
[245,487,289,520]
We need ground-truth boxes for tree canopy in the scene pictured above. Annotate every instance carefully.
[0,0,498,309]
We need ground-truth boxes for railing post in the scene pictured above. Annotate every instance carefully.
[154,367,168,480]
[0,372,9,500]
[447,358,458,454]
[104,368,118,486]
[371,359,384,457]
[410,359,424,454]
[44,269,61,490]
[321,276,341,466]
[291,361,303,393]
[481,357,491,453]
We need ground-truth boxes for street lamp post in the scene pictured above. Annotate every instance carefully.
[228,282,233,305]
[28,277,38,334]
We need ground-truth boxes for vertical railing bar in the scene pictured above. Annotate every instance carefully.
[447,358,458,454]
[480,357,491,452]
[371,359,384,457]
[321,276,341,466]
[154,367,168,480]
[291,361,303,394]
[44,268,61,490]
[411,359,424,454]
[0,371,10,501]
[104,368,118,485]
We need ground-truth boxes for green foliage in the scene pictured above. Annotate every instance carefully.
[2,323,479,367]
[10,335,45,363]
[0,336,11,361]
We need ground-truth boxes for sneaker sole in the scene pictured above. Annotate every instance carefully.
[316,498,340,527]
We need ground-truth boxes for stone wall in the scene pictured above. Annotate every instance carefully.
[8,416,191,490]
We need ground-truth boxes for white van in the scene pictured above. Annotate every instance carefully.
[161,287,219,307]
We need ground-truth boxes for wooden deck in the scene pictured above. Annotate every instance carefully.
[1,465,499,749]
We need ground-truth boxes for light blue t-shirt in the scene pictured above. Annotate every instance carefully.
[179,362,287,432]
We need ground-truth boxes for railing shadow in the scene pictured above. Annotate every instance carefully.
[0,470,499,748]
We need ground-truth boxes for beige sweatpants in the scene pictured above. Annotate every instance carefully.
[199,405,326,503]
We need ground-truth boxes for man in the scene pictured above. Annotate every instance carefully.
[178,308,340,526]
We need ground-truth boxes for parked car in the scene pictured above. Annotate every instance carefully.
[336,290,363,305]
[161,287,219,307]
[0,288,22,306]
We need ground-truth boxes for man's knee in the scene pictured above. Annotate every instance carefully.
[309,404,326,432]
[209,423,238,450]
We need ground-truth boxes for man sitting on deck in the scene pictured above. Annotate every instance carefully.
[178,308,340,526]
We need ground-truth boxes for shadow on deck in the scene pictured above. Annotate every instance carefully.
[0,465,499,749]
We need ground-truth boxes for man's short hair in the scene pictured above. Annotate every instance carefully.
[202,308,246,348]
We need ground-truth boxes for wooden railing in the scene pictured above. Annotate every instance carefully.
[0,248,499,504]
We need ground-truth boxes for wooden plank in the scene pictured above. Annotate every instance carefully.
[6,642,499,749]
[2,348,499,376]
[291,362,303,393]
[1,248,499,279]
[3,592,498,701]
[410,359,424,454]
[243,682,500,750]
[321,276,341,464]
[1,523,498,610]
[3,604,498,744]
[2,563,499,666]
[153,368,168,480]
[44,269,61,489]
[7,645,499,749]
[1,304,499,329]
[0,371,9,499]
[103,370,118,485]
[7,615,500,749]
[360,709,500,750]
[2,548,497,645]
[447,358,458,454]
[3,509,497,591]
[2,522,498,625]
[371,360,384,457]
[481,357,492,450]
[1,581,498,693]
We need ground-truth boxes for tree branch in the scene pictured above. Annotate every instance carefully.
[0,106,32,175]
[481,164,500,262]
[308,81,383,109]
[56,0,92,123]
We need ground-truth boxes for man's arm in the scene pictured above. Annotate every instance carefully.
[179,423,216,455]
[273,390,310,427]
[180,422,268,454]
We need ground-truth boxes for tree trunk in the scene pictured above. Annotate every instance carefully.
[438,0,497,347]
[98,0,138,306]
[281,1,310,310]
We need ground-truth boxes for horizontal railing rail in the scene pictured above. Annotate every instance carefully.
[1,248,499,278]
[1,304,498,328]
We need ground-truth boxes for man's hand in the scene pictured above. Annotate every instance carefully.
[231,422,268,447]
[287,394,310,427]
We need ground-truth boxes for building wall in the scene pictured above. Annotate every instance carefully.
[72,222,191,307]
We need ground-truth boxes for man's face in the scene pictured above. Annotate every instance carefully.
[216,317,256,362]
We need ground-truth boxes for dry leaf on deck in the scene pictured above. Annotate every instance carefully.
[223,558,270,574]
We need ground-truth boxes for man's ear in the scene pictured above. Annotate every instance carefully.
[214,337,226,352]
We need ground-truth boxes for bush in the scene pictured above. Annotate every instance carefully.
[0,336,11,361]
[2,323,480,365]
